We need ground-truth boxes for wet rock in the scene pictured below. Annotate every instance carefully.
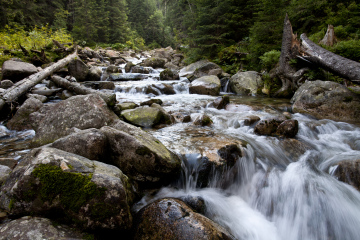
[131,66,150,74]
[87,66,102,81]
[160,68,180,80]
[121,106,163,128]
[171,53,184,66]
[125,62,135,73]
[164,62,180,71]
[152,83,176,95]
[291,80,360,123]
[30,94,119,147]
[106,65,120,73]
[0,216,86,239]
[193,62,223,79]
[1,60,37,82]
[254,119,282,136]
[217,144,243,167]
[100,126,181,186]
[0,158,18,169]
[109,73,147,81]
[189,75,221,96]
[209,95,230,109]
[276,119,299,138]
[98,81,115,90]
[133,198,233,240]
[113,102,139,115]
[151,103,174,125]
[0,165,11,185]
[229,71,263,95]
[279,138,312,161]
[7,97,43,131]
[333,160,360,191]
[193,114,213,126]
[0,147,134,231]
[0,80,14,89]
[26,93,47,103]
[179,195,206,214]
[243,115,261,126]
[140,99,163,106]
[179,60,209,78]
[115,58,126,65]
[172,112,191,123]
[105,50,120,61]
[68,58,89,82]
[143,57,166,68]
[61,90,74,100]
[50,128,108,161]
[145,85,161,96]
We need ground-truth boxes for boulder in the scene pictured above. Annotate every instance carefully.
[160,68,180,80]
[125,62,135,73]
[152,83,176,95]
[193,114,213,126]
[131,66,150,74]
[193,62,223,79]
[98,81,115,90]
[151,103,174,125]
[106,65,120,73]
[171,54,184,66]
[254,119,299,138]
[121,106,163,128]
[209,95,230,110]
[254,119,282,136]
[30,94,119,147]
[100,126,181,186]
[105,50,120,61]
[333,160,360,191]
[87,66,102,81]
[0,80,14,89]
[164,62,180,71]
[172,112,191,123]
[6,97,43,131]
[189,76,221,96]
[140,99,163,106]
[68,59,89,82]
[143,58,166,68]
[243,115,261,126]
[1,60,37,82]
[113,102,139,115]
[133,198,234,240]
[229,71,263,95]
[26,93,47,103]
[179,60,209,77]
[0,165,11,185]
[291,80,360,123]
[0,216,85,239]
[275,119,299,138]
[0,147,134,231]
[61,90,74,100]
[109,73,147,81]
[0,158,18,169]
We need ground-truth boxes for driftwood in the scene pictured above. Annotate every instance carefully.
[50,75,116,107]
[300,34,360,81]
[0,51,78,113]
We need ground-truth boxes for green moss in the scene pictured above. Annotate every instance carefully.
[9,198,15,210]
[32,164,106,212]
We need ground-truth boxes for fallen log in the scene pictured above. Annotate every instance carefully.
[300,34,360,81]
[0,51,78,113]
[50,75,116,107]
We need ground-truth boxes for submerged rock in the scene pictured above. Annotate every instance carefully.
[229,71,263,95]
[291,80,360,123]
[133,198,234,240]
[0,147,134,231]
[189,75,221,96]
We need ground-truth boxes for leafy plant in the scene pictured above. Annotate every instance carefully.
[259,50,281,72]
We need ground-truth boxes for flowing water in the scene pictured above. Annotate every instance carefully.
[1,62,360,240]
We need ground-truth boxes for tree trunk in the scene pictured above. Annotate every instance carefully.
[300,33,360,80]
[319,25,337,47]
[0,51,78,113]
[50,76,116,107]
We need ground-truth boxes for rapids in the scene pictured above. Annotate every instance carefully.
[1,61,360,240]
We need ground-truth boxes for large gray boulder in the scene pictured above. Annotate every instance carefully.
[291,80,360,122]
[0,216,85,239]
[87,66,102,81]
[133,198,234,240]
[100,125,181,186]
[30,94,119,147]
[121,106,164,128]
[0,147,134,231]
[1,60,38,82]
[189,75,221,96]
[7,97,43,131]
[192,62,223,79]
[229,71,263,95]
[179,60,209,77]
[68,58,89,82]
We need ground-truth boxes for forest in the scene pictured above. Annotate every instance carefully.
[0,0,359,74]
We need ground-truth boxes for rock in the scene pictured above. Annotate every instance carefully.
[131,66,150,74]
[160,69,180,80]
[0,158,18,169]
[98,81,115,90]
[209,95,230,109]
[68,59,89,82]
[193,114,213,126]
[0,216,86,239]
[279,138,312,161]
[1,60,37,82]
[140,99,163,106]
[0,80,14,89]
[113,102,139,115]
[171,54,184,66]
[100,126,181,186]
[333,160,360,191]
[0,165,11,185]
[50,128,108,161]
[87,66,102,81]
[189,75,221,96]
[109,73,147,81]
[243,115,261,126]
[172,112,191,123]
[6,97,43,131]
[164,62,180,71]
[0,147,134,231]
[133,198,234,240]
[61,90,74,100]
[145,85,161,96]
[179,60,209,77]
[26,93,47,103]
[179,195,206,214]
[276,119,299,138]
[193,62,223,79]
[125,62,135,73]
[229,71,263,95]
[291,80,360,123]
[106,65,120,73]
[115,58,126,65]
[121,106,163,128]
[143,58,166,68]
[151,103,174,125]
[105,50,120,61]
[254,119,282,136]
[30,94,119,147]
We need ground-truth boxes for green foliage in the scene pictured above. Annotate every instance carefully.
[259,50,281,72]
[331,39,360,62]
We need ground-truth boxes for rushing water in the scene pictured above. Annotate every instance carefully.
[1,62,360,240]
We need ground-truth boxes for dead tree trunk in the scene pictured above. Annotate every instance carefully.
[319,25,337,47]
[300,34,360,80]
[0,51,78,113]
[50,76,116,107]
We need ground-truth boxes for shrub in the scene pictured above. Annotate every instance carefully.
[259,50,281,72]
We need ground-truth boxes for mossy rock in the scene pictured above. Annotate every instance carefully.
[121,107,163,128]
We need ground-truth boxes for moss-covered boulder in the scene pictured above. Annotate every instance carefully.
[189,76,221,96]
[0,147,135,231]
[113,102,139,115]
[193,114,213,126]
[160,68,180,80]
[291,80,360,123]
[6,97,43,131]
[100,125,181,186]
[0,216,86,239]
[121,106,163,128]
[30,94,119,147]
[133,198,234,240]
[143,58,166,69]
